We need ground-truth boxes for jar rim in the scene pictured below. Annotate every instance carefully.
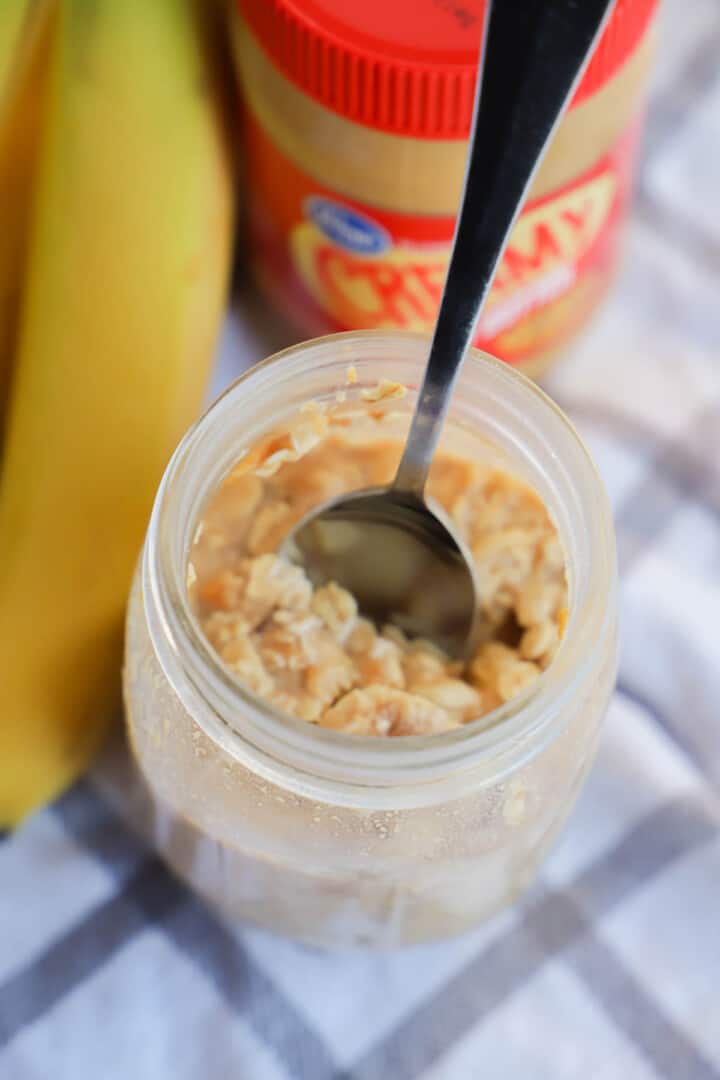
[143,330,617,808]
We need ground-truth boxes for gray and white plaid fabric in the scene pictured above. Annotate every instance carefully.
[2,2,720,1076]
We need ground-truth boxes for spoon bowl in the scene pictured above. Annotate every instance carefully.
[283,487,479,657]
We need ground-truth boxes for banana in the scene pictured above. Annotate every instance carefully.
[0,0,56,432]
[0,0,32,97]
[0,0,234,825]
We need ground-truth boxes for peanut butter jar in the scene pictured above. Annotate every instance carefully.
[232,0,657,376]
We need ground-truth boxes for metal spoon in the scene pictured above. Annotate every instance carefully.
[284,0,616,657]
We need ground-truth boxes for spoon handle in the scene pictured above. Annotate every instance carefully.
[393,0,616,498]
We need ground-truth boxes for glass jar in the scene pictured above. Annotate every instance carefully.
[232,0,657,377]
[124,331,618,948]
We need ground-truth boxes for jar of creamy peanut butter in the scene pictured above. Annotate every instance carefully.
[232,0,657,376]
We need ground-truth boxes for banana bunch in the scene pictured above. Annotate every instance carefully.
[0,0,235,825]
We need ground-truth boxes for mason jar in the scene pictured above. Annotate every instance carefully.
[124,331,618,948]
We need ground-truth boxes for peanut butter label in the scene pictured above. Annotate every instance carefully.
[246,116,639,363]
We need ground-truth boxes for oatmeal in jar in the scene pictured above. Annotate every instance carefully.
[125,331,618,946]
[189,382,568,736]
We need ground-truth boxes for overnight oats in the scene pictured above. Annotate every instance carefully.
[190,408,568,735]
[124,331,618,947]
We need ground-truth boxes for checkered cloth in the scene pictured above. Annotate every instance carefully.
[3,2,720,1076]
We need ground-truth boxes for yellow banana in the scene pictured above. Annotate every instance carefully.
[0,0,55,431]
[0,0,32,96]
[0,0,234,825]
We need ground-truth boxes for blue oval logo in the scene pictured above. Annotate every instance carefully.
[305,197,390,255]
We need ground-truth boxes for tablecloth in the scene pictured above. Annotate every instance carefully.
[2,1,720,1076]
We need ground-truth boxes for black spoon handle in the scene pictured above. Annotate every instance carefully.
[394,0,616,497]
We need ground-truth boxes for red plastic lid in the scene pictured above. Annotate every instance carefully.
[239,0,658,139]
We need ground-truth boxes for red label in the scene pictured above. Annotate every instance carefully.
[245,116,640,365]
